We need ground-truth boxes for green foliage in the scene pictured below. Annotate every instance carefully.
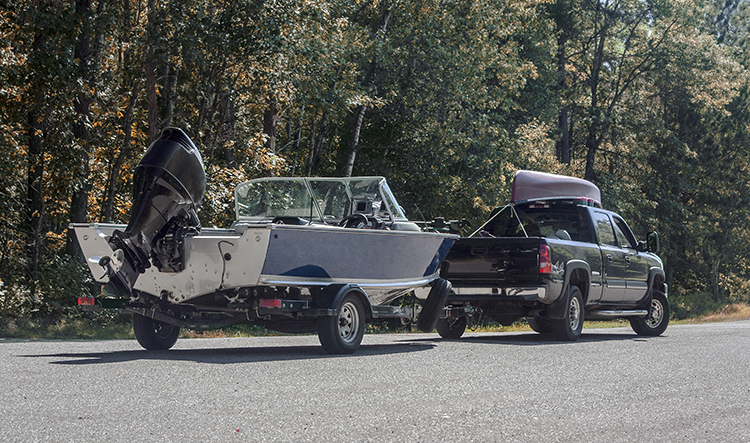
[1,0,749,327]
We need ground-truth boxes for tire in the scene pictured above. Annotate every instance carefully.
[550,286,584,341]
[132,313,180,350]
[526,317,552,334]
[436,316,466,339]
[417,278,452,333]
[317,293,366,354]
[630,289,669,336]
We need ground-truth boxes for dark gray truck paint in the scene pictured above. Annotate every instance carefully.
[438,200,668,340]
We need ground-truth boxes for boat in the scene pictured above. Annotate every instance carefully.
[71,128,456,354]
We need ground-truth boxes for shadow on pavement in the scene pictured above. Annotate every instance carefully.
[18,340,436,365]
[402,329,660,346]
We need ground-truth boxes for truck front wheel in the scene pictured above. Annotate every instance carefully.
[132,313,180,350]
[550,286,584,341]
[630,290,669,336]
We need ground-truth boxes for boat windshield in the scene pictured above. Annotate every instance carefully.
[234,177,408,223]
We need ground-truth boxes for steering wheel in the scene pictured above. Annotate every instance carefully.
[339,213,369,228]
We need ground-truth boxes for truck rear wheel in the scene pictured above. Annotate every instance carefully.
[550,286,584,341]
[132,313,180,350]
[436,316,467,339]
[417,278,452,333]
[630,290,669,336]
[317,293,365,354]
[526,317,552,334]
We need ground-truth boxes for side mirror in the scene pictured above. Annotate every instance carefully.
[646,231,660,254]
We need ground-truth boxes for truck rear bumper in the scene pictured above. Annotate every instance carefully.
[449,285,549,302]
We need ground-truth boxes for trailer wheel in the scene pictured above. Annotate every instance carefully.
[436,315,466,339]
[417,278,452,333]
[630,290,669,336]
[317,293,365,354]
[550,286,584,341]
[132,313,180,350]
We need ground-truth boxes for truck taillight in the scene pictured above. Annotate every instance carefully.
[539,244,552,274]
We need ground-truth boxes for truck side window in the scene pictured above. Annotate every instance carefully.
[572,208,594,243]
[593,212,618,247]
[613,216,637,249]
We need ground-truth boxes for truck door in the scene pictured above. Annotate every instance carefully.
[611,215,650,304]
[592,211,628,303]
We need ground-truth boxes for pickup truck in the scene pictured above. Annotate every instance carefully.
[437,170,669,341]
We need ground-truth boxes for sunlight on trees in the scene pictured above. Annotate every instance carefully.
[0,0,748,319]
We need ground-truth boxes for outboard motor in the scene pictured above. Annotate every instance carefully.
[103,128,205,296]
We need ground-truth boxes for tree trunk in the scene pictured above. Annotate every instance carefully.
[343,105,367,177]
[306,111,329,176]
[263,96,279,175]
[25,109,44,292]
[161,59,177,128]
[584,29,606,181]
[103,81,140,222]
[555,35,571,165]
[220,91,237,169]
[145,0,159,144]
[584,126,598,182]
[340,4,390,176]
[67,0,94,257]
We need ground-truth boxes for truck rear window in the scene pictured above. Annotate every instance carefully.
[484,203,593,243]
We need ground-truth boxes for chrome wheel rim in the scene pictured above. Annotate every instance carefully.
[569,296,582,331]
[646,299,664,328]
[338,301,360,344]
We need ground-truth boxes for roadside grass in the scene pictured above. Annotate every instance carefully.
[0,316,135,340]
[2,303,749,340]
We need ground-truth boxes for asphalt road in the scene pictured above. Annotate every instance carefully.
[1,321,749,443]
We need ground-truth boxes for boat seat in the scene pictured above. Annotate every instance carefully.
[389,222,422,232]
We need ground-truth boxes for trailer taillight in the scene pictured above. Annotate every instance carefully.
[259,299,282,309]
[539,244,552,274]
[78,297,96,306]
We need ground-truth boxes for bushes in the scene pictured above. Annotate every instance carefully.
[670,290,726,320]
[1,255,94,319]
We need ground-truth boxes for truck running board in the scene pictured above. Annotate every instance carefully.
[587,309,648,319]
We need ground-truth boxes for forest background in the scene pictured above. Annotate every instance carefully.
[1,0,749,327]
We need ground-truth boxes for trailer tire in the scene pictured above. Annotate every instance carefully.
[417,278,452,333]
[317,293,365,354]
[550,286,584,341]
[132,313,180,350]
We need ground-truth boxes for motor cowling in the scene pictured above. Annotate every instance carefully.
[105,128,205,295]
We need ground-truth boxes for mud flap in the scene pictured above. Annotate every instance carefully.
[545,284,571,320]
[417,278,452,332]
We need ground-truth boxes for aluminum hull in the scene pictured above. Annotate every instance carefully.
[72,222,454,306]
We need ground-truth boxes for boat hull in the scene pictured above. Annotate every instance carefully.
[260,225,454,305]
[72,222,454,306]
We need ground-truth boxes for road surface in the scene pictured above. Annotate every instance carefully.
[1,321,749,442]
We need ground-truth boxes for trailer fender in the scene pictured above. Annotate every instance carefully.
[316,284,373,318]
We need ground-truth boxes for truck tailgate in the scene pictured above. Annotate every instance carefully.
[440,237,543,286]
